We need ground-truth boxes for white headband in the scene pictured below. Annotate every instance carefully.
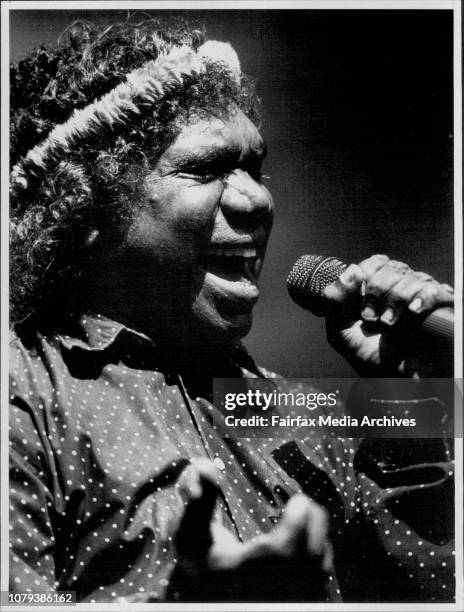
[10,41,241,197]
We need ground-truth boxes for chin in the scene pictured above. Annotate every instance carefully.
[192,308,253,347]
[222,313,253,343]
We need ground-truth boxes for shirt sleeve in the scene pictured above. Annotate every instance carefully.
[9,400,57,593]
[340,396,455,602]
[270,385,455,602]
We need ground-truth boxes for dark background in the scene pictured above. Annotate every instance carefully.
[10,9,454,377]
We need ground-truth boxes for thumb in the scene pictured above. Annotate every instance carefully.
[175,458,221,562]
[323,263,364,323]
[277,494,333,570]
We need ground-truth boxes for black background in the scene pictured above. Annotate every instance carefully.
[10,9,454,377]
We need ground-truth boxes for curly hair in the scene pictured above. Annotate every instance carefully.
[10,15,260,325]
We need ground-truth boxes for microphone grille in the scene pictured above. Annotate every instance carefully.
[287,255,346,315]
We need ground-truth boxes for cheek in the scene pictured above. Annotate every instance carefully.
[176,182,223,218]
[128,182,224,260]
[160,182,224,247]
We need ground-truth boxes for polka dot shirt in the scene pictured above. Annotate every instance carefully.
[9,314,455,602]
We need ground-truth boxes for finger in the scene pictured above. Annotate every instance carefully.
[264,494,329,564]
[209,512,296,571]
[408,281,454,315]
[209,496,331,573]
[357,253,391,283]
[175,458,221,560]
[378,275,427,325]
[208,523,244,571]
[210,522,241,548]
[322,263,364,304]
[272,494,312,557]
[301,498,333,573]
[441,283,454,295]
[283,494,329,557]
[178,457,221,500]
[276,494,333,575]
[361,260,411,322]
[358,254,392,310]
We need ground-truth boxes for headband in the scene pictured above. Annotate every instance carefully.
[10,40,241,199]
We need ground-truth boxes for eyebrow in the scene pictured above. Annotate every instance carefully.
[171,140,267,170]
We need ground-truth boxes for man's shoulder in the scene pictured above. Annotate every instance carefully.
[9,320,61,395]
[10,319,56,359]
[10,323,39,370]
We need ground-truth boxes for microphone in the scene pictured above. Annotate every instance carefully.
[287,254,454,340]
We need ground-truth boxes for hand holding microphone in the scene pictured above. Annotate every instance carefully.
[287,254,454,377]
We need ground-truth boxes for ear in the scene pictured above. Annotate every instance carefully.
[82,229,100,249]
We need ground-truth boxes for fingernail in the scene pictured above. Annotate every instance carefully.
[362,304,377,320]
[380,307,394,324]
[409,297,423,313]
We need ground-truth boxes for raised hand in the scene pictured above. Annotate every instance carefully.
[167,458,335,602]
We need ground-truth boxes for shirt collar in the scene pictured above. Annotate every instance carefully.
[55,313,262,376]
[57,313,154,352]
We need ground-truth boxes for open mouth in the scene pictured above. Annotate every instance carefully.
[197,244,263,312]
[199,246,261,283]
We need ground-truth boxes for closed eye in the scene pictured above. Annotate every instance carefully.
[176,170,223,184]
[185,170,270,184]
[176,158,269,184]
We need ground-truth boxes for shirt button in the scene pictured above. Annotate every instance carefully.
[214,457,225,471]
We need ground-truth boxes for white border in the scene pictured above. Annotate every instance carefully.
[1,0,11,601]
[452,0,463,609]
[2,1,462,610]
[2,1,459,9]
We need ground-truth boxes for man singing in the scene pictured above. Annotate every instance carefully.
[9,17,454,602]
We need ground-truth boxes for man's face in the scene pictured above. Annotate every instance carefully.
[118,110,273,347]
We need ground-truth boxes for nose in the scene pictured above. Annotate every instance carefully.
[219,169,273,222]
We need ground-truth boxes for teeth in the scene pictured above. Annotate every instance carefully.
[206,247,257,258]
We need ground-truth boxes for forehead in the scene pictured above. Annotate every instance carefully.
[162,111,266,163]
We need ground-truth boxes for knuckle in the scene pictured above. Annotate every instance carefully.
[387,284,406,301]
[363,267,413,299]
[415,271,433,281]
[364,278,383,297]
[361,255,386,271]
[359,253,389,269]
[370,253,390,263]
[420,283,439,300]
[388,278,420,301]
[387,261,411,275]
